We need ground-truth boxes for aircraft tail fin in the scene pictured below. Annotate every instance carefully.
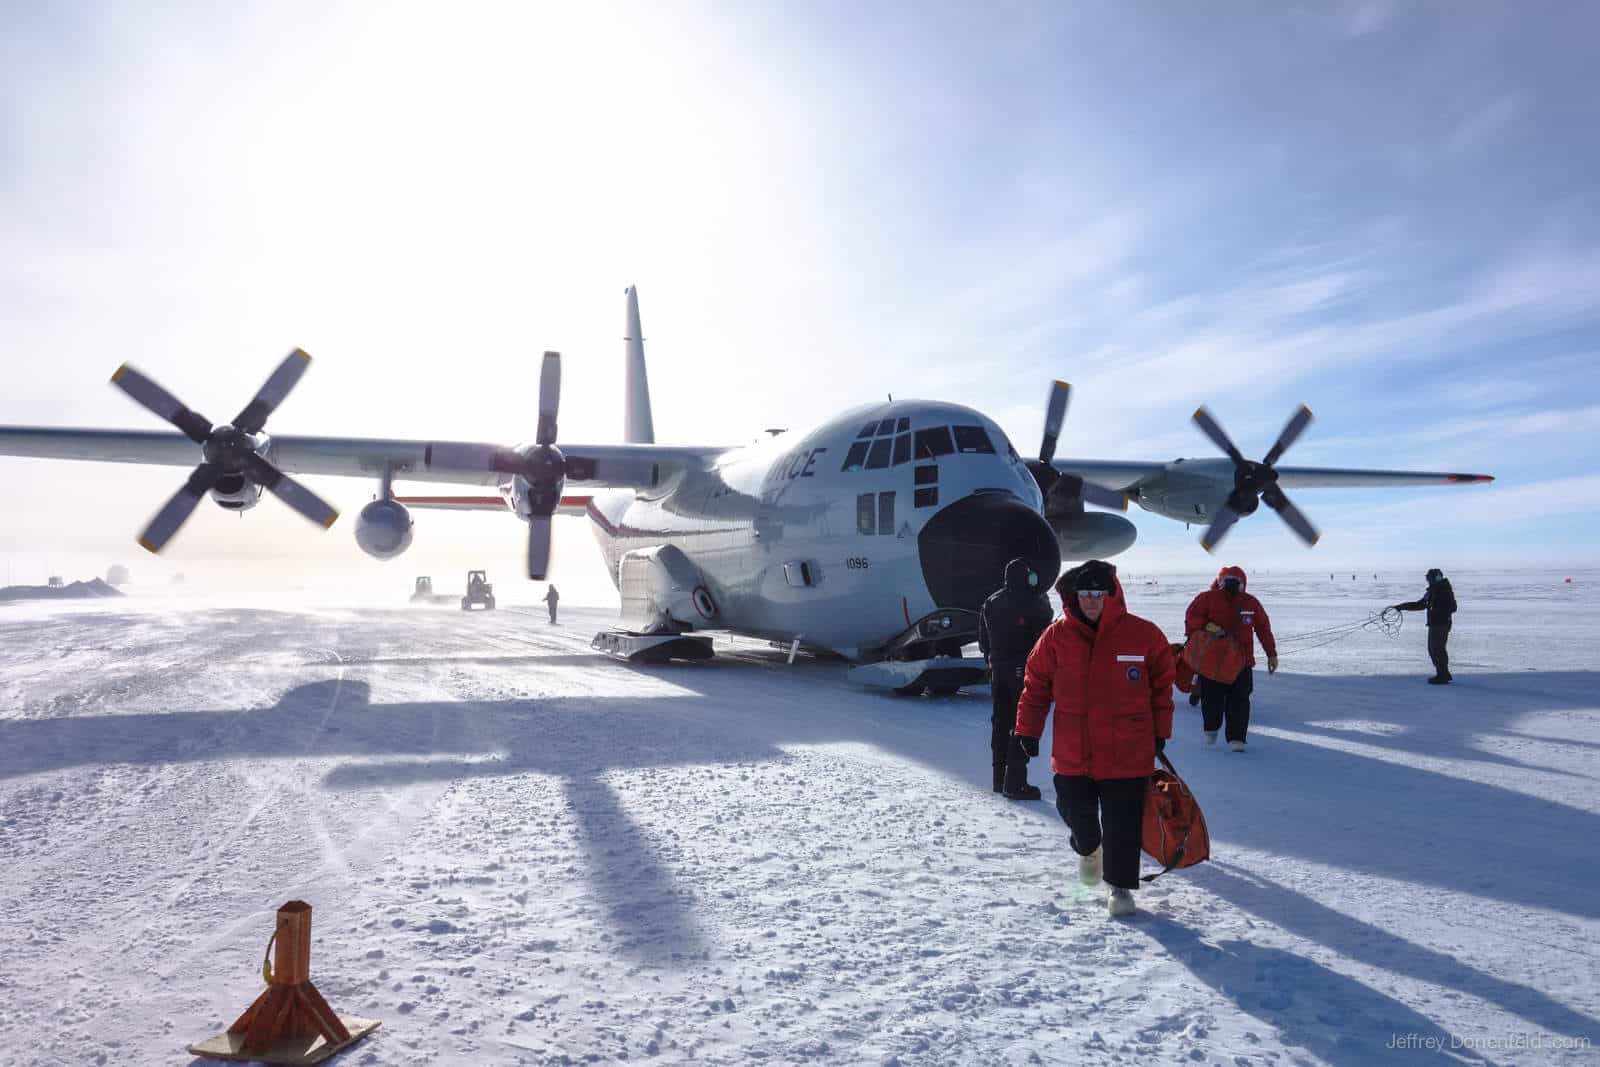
[624,286,655,444]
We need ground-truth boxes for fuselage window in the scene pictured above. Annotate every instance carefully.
[952,425,995,454]
[914,486,939,508]
[841,440,870,471]
[857,422,878,439]
[914,426,954,458]
[866,437,893,469]
[896,416,910,434]
[857,493,876,534]
[914,464,938,485]
[877,491,895,535]
[875,418,897,436]
[892,434,911,466]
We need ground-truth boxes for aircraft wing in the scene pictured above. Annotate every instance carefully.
[1050,456,1493,491]
[393,493,594,517]
[1050,459,1171,490]
[0,427,730,490]
[1272,466,1494,489]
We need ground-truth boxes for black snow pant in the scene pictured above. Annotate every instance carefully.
[990,664,1026,768]
[1201,666,1254,744]
[1055,775,1149,890]
[1428,622,1450,678]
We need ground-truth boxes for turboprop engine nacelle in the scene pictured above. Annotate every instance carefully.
[617,545,718,633]
[1050,511,1138,561]
[209,472,264,512]
[355,498,414,559]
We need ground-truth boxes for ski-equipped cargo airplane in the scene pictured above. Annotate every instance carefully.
[0,287,1491,688]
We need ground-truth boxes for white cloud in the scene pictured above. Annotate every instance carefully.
[1344,1,1393,38]
[1446,95,1522,155]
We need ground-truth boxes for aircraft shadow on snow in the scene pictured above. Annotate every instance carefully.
[1173,863,1598,1059]
[4,660,1600,1030]
[1142,914,1500,1067]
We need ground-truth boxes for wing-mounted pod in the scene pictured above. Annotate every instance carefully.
[355,464,414,559]
[616,545,718,634]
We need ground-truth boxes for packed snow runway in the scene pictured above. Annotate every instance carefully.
[1,572,1596,1066]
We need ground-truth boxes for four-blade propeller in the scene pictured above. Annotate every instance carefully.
[110,351,339,553]
[1025,380,1128,514]
[490,351,566,581]
[1191,404,1320,552]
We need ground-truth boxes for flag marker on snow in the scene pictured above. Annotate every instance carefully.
[188,900,380,1064]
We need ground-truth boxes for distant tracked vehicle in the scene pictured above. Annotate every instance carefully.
[409,576,454,605]
[461,570,495,611]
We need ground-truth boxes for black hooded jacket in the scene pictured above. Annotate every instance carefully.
[978,559,1054,668]
[1397,575,1457,627]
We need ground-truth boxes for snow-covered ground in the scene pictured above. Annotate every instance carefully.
[1,571,1596,1066]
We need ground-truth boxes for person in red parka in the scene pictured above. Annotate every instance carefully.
[1184,565,1277,751]
[1010,559,1175,917]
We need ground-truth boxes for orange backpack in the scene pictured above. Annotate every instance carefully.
[1142,752,1210,881]
[1182,627,1248,684]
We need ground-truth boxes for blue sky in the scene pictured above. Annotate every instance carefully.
[1,1,1595,589]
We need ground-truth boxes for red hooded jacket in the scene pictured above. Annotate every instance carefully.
[1184,566,1277,666]
[1014,575,1176,780]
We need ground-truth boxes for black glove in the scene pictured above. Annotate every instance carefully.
[1155,737,1166,754]
[1004,734,1036,796]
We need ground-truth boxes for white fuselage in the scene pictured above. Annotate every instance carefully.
[584,400,1044,660]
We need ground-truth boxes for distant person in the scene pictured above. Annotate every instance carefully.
[1012,560,1175,917]
[544,584,560,624]
[1185,566,1277,752]
[1389,568,1456,683]
[979,557,1053,799]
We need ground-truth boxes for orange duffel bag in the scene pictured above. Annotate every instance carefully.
[1142,752,1210,881]
[1183,627,1247,684]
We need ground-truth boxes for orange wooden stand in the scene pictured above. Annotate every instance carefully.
[188,901,380,1065]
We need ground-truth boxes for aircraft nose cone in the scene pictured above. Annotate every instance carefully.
[918,492,1061,611]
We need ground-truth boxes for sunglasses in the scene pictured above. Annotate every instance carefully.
[1076,589,1110,599]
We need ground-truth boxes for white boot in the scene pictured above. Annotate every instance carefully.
[1107,887,1136,917]
[1078,846,1103,886]
[1204,731,1218,746]
[1229,740,1247,752]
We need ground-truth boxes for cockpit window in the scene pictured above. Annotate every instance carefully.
[857,422,878,439]
[892,433,911,466]
[896,416,910,433]
[952,425,995,454]
[875,418,897,436]
[841,440,870,471]
[866,437,893,470]
[914,426,955,458]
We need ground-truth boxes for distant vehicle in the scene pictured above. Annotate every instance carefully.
[410,575,453,605]
[48,575,63,588]
[461,570,495,611]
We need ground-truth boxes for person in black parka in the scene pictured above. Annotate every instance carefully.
[979,557,1054,799]
[1391,568,1457,683]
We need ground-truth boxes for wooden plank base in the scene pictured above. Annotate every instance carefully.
[187,1016,381,1064]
